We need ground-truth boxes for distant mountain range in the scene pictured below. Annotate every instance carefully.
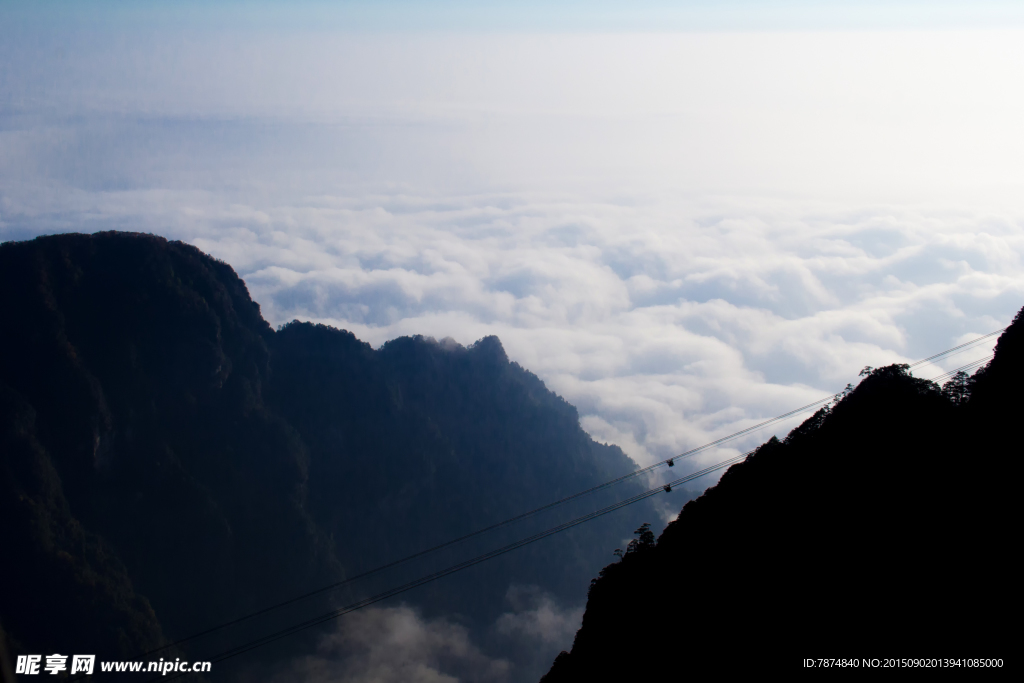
[0,232,671,681]
[542,308,1020,678]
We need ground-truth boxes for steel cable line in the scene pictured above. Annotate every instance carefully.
[86,353,996,683]
[143,330,1006,656]
[142,442,746,654]
[161,353,995,678]
[909,328,1004,368]
[145,406,834,656]
[147,401,829,656]
[928,355,992,384]
[145,452,750,682]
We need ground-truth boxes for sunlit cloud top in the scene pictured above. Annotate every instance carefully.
[2,2,1022,474]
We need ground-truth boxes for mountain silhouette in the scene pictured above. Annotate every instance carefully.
[541,311,1020,679]
[0,232,670,680]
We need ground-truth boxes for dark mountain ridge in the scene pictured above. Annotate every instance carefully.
[542,310,1020,678]
[0,232,666,680]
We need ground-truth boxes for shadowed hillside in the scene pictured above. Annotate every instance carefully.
[541,312,1020,679]
[0,232,669,680]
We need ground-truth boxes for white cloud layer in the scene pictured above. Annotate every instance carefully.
[279,606,511,683]
[2,29,1023,476]
[495,585,584,645]
[275,588,585,683]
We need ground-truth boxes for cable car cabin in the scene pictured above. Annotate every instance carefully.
[667,458,674,467]
[663,484,672,493]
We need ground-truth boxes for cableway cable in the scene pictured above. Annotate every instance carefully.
[146,452,749,682]
[116,350,995,679]
[909,328,1004,368]
[927,355,992,385]
[149,350,995,679]
[146,408,835,655]
[144,332,1004,657]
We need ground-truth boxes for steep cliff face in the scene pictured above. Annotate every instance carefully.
[0,232,661,678]
[1,383,166,660]
[542,314,1020,679]
[0,232,334,664]
[268,323,647,621]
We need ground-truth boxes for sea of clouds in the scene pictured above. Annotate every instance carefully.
[272,586,583,683]
[3,29,1021,473]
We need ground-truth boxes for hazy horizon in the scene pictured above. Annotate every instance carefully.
[3,0,1021,509]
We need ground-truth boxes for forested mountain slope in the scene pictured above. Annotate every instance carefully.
[0,232,665,680]
[542,310,1020,679]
